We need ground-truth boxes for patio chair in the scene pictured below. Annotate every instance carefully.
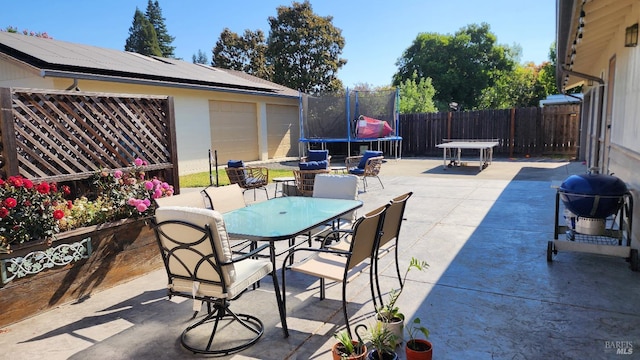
[154,191,207,208]
[153,206,272,355]
[311,174,359,238]
[281,203,389,337]
[292,167,331,196]
[345,150,384,192]
[225,160,269,201]
[202,184,256,255]
[373,192,413,305]
[300,149,331,166]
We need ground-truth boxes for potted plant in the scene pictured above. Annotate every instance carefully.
[332,329,367,360]
[356,322,398,360]
[376,257,429,345]
[405,317,432,360]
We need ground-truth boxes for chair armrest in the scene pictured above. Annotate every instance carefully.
[319,228,354,248]
[281,246,351,270]
[364,156,384,176]
[245,166,269,183]
[228,243,270,263]
[345,156,362,169]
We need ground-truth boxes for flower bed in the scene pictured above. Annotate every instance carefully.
[0,158,175,327]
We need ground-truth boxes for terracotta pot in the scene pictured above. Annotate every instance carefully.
[332,341,367,360]
[405,339,432,360]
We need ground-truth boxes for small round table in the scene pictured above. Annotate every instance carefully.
[272,176,295,197]
[330,166,348,174]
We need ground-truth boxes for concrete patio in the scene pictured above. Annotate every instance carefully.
[3,158,640,359]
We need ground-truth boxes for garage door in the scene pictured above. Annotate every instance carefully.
[209,100,258,163]
[267,104,300,158]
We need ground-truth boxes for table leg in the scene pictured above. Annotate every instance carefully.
[269,241,289,337]
[442,148,446,168]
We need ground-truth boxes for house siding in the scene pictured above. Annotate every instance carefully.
[577,3,640,250]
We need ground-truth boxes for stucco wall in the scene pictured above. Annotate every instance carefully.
[0,61,300,177]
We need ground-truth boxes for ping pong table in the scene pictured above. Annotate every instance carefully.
[436,140,499,171]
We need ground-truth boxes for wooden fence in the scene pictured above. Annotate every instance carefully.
[0,88,179,191]
[399,104,581,158]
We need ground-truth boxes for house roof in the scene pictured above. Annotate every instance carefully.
[556,0,636,91]
[0,31,298,98]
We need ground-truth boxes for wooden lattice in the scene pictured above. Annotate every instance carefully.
[0,88,178,188]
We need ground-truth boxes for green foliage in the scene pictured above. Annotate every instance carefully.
[333,330,365,357]
[145,0,175,58]
[394,23,515,110]
[124,8,162,56]
[266,0,346,94]
[213,28,271,79]
[179,168,294,188]
[377,257,429,322]
[405,317,430,349]
[398,72,437,113]
[192,49,209,64]
[2,26,52,38]
[360,321,398,359]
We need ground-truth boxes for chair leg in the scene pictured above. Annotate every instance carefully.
[180,298,263,355]
[376,175,384,189]
[320,278,326,300]
[342,279,352,338]
[394,241,402,288]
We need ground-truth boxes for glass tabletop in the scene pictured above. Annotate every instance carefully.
[224,197,362,240]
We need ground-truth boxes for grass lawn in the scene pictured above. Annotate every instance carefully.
[179,169,295,188]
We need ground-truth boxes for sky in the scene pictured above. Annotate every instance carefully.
[1,0,556,89]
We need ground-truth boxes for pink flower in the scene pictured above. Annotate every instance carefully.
[114,170,123,179]
[136,203,148,212]
[134,158,144,166]
[127,198,137,206]
[142,198,151,207]
[144,181,154,190]
[153,189,163,199]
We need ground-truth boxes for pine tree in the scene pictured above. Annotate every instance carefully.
[124,8,162,56]
[145,0,175,58]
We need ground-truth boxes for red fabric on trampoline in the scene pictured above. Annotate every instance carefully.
[356,115,393,139]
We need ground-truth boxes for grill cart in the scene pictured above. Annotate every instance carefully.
[548,173,637,271]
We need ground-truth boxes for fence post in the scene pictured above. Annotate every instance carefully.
[0,87,19,177]
[447,111,452,140]
[509,107,516,158]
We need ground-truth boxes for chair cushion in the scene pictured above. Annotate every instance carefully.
[299,160,328,170]
[349,168,365,175]
[307,149,329,162]
[358,151,383,169]
[155,206,236,283]
[154,191,206,208]
[313,174,358,200]
[245,177,266,186]
[227,160,244,168]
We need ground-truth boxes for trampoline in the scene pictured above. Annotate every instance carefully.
[299,89,402,159]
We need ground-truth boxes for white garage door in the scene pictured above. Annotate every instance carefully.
[209,100,258,163]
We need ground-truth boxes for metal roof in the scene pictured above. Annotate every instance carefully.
[0,31,298,97]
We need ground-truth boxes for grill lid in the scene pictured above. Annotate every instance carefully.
[559,173,627,196]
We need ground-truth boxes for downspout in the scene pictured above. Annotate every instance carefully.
[65,78,80,91]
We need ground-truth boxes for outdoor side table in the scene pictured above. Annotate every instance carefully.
[272,176,295,197]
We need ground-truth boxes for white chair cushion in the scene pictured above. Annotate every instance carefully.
[154,191,207,208]
[155,206,235,283]
[312,174,358,199]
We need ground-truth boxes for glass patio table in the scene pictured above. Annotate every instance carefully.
[224,196,363,337]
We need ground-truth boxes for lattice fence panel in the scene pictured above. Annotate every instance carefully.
[0,88,177,184]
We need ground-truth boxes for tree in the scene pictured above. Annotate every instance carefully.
[393,23,514,110]
[266,1,346,94]
[398,72,437,113]
[192,49,209,64]
[145,0,175,58]
[124,8,162,56]
[213,28,271,79]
